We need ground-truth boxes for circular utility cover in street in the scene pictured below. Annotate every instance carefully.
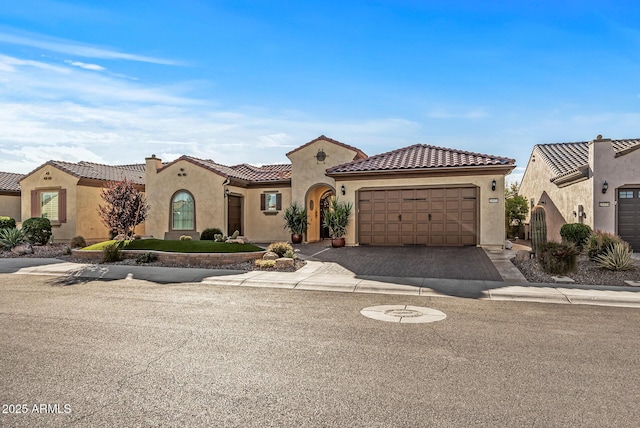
[360,305,446,324]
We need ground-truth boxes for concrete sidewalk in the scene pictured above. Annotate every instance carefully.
[2,253,640,308]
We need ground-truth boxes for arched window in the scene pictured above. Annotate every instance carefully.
[172,191,195,230]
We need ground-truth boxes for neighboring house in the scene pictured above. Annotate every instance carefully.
[19,161,146,243]
[146,135,515,248]
[519,135,640,250]
[0,172,25,220]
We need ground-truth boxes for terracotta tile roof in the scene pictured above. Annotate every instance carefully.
[176,156,292,183]
[326,144,515,174]
[0,172,25,192]
[535,139,640,181]
[38,160,146,184]
[286,135,367,159]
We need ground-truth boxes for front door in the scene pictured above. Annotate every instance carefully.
[319,191,333,239]
[227,195,242,236]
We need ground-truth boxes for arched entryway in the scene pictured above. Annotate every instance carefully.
[305,184,335,242]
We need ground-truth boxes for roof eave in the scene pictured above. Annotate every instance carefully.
[550,166,589,188]
[326,164,516,179]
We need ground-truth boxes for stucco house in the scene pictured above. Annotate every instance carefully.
[145,135,515,248]
[18,161,146,242]
[0,172,24,220]
[519,135,640,250]
[14,135,515,248]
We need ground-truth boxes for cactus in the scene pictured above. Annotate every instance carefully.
[530,207,547,255]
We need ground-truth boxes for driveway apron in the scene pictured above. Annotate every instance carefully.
[295,244,503,281]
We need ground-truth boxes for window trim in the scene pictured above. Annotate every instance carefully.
[170,190,196,231]
[30,188,66,224]
[260,191,282,214]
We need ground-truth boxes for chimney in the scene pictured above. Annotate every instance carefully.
[145,154,162,174]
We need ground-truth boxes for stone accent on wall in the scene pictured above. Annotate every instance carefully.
[72,249,266,265]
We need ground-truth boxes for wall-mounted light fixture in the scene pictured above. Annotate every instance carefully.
[491,179,496,192]
[341,185,346,195]
[224,188,230,197]
[602,181,608,194]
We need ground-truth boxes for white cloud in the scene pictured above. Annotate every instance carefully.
[0,31,182,66]
[64,60,105,71]
[257,133,295,148]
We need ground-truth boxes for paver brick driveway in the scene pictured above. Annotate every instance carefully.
[294,243,503,281]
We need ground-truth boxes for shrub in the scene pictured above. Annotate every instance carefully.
[284,249,295,259]
[179,235,193,241]
[69,236,87,249]
[201,228,223,240]
[63,246,72,255]
[214,234,227,242]
[586,230,623,259]
[22,217,52,245]
[255,259,276,268]
[536,241,579,275]
[560,223,592,248]
[102,243,122,263]
[231,230,240,239]
[136,252,157,264]
[0,228,25,250]
[0,216,16,230]
[268,241,293,257]
[593,241,635,271]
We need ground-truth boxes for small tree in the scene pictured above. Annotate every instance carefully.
[505,182,528,239]
[98,179,148,239]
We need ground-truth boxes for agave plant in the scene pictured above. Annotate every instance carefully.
[593,241,635,271]
[0,228,26,250]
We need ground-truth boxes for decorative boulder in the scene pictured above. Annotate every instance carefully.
[515,250,531,261]
[263,251,279,260]
[504,240,513,250]
[275,257,294,268]
[12,244,34,255]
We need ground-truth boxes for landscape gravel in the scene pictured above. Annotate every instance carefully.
[512,254,640,286]
[0,244,305,272]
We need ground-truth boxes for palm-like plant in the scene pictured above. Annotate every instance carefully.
[0,228,25,250]
[283,202,308,235]
[322,199,353,239]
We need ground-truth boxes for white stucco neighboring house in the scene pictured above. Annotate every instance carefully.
[519,135,640,250]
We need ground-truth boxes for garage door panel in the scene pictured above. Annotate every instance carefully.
[431,201,444,211]
[416,212,429,221]
[358,187,477,246]
[618,188,640,251]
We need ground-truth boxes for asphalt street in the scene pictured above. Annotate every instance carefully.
[1,273,640,427]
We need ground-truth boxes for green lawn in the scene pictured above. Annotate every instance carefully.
[82,239,264,253]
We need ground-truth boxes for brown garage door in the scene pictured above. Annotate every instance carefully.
[618,188,640,251]
[358,187,477,246]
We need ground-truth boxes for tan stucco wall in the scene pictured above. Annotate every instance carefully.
[589,140,640,234]
[0,194,21,220]
[337,173,507,248]
[243,187,292,242]
[20,165,80,243]
[287,139,358,208]
[519,149,592,241]
[145,158,227,239]
[74,185,145,243]
[520,140,640,241]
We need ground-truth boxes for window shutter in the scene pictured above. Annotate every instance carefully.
[260,194,266,211]
[58,189,67,223]
[31,190,38,217]
[276,193,282,211]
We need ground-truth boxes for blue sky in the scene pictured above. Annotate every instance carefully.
[1,1,639,183]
